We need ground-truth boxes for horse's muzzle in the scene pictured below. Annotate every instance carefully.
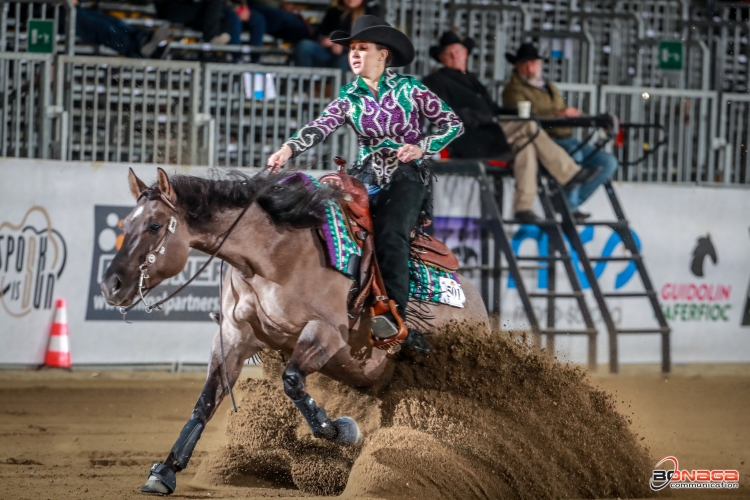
[100,272,135,306]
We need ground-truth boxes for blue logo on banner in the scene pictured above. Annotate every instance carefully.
[509,225,641,290]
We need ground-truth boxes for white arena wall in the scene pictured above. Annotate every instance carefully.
[1,158,749,367]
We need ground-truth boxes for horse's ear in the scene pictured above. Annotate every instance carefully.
[156,167,175,204]
[128,168,148,200]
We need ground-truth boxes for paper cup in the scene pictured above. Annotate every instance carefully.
[518,101,532,119]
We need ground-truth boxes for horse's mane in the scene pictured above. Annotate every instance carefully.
[145,169,340,229]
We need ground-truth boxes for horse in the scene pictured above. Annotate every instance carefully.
[100,167,489,495]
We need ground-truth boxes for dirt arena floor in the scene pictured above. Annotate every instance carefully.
[1,361,748,500]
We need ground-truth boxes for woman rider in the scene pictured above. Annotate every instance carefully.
[267,15,463,340]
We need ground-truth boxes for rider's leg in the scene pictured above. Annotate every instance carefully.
[141,327,258,495]
[282,320,362,446]
[369,172,427,329]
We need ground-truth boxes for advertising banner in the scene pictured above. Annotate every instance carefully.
[1,159,749,366]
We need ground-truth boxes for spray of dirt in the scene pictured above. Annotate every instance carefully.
[194,324,654,499]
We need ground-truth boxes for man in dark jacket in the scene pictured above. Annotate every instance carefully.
[423,32,594,223]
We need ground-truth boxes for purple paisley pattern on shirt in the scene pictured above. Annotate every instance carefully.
[285,69,463,184]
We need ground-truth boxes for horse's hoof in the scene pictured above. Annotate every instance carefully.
[332,416,363,447]
[404,329,432,353]
[140,462,176,495]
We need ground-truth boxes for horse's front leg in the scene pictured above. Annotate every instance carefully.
[141,326,261,495]
[282,320,363,447]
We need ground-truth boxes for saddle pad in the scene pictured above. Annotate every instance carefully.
[409,258,466,308]
[306,175,363,279]
[291,173,466,308]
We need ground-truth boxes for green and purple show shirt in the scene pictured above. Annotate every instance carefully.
[285,69,464,185]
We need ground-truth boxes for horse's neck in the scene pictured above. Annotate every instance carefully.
[187,204,309,279]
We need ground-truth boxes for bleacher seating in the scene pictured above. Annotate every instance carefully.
[1,0,749,182]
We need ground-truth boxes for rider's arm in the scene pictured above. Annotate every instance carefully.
[283,98,350,158]
[411,81,464,156]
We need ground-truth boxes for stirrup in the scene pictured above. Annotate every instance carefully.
[370,300,409,352]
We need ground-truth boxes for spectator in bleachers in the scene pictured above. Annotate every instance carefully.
[423,31,596,224]
[155,0,236,44]
[69,0,170,57]
[294,0,383,71]
[502,42,618,219]
[232,0,312,62]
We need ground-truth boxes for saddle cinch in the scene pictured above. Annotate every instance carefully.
[319,159,459,351]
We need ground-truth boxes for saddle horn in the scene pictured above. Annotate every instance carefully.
[333,156,347,173]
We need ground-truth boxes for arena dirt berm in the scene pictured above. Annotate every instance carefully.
[193,321,655,499]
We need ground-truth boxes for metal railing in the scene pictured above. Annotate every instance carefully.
[202,64,349,168]
[717,93,750,185]
[0,0,75,55]
[601,85,719,183]
[447,2,528,82]
[55,56,205,164]
[525,29,595,84]
[0,51,52,158]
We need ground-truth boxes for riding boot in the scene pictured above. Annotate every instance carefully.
[369,167,429,322]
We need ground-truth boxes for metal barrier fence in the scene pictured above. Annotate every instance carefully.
[526,29,595,84]
[0,0,75,54]
[0,54,748,187]
[447,2,528,82]
[0,51,52,158]
[202,64,349,168]
[717,93,750,185]
[601,85,719,183]
[55,56,205,164]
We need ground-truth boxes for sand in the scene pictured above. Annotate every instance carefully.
[1,331,749,499]
[194,327,654,499]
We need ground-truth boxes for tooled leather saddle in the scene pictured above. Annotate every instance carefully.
[319,158,459,351]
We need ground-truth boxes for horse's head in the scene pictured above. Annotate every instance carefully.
[101,168,191,307]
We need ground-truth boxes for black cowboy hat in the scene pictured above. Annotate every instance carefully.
[330,15,415,68]
[429,31,475,62]
[505,42,542,64]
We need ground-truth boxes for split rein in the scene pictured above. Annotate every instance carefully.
[116,189,250,413]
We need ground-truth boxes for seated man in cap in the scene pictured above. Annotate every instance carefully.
[502,42,618,219]
[423,32,597,223]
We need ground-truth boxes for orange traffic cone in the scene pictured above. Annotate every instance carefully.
[45,298,71,368]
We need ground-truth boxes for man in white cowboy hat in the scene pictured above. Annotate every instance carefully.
[423,31,596,224]
[503,42,619,220]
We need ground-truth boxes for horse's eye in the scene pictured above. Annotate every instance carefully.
[149,223,161,233]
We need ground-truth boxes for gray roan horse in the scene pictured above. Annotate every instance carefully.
[101,167,489,495]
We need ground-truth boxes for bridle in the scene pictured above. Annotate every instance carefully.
[127,192,179,314]
[118,189,252,320]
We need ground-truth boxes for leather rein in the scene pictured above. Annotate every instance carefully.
[118,191,252,320]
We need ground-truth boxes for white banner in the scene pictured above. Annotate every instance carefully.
[431,175,750,365]
[1,159,749,366]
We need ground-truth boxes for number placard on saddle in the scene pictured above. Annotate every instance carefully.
[438,276,466,308]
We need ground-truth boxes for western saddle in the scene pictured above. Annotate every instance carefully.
[319,157,459,351]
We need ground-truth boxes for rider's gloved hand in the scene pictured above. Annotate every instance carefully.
[267,144,293,172]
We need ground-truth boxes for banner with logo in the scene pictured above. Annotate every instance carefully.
[1,158,749,366]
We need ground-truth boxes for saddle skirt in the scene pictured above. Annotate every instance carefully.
[317,172,465,321]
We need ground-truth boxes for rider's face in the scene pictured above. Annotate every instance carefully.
[349,40,387,77]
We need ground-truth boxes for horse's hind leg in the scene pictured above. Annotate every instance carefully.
[141,327,261,495]
[282,320,363,447]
